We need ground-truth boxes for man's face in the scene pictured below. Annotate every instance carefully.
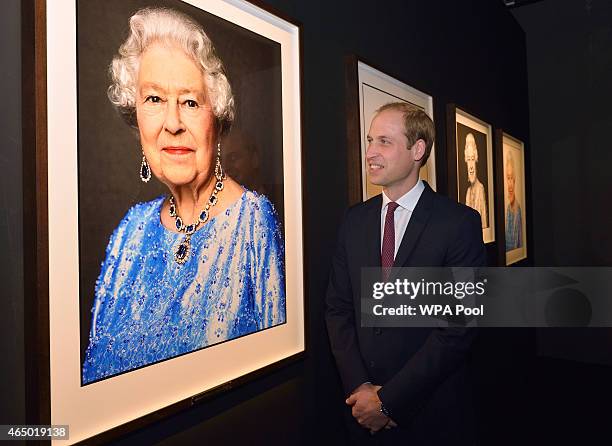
[366,109,417,193]
[465,145,477,185]
[506,162,515,205]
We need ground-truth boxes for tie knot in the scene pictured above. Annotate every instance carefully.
[386,202,399,214]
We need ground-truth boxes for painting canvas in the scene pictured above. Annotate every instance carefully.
[503,133,527,265]
[346,59,436,203]
[46,0,304,443]
[77,0,288,384]
[455,108,495,244]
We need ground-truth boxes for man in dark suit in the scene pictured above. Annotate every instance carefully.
[326,102,486,444]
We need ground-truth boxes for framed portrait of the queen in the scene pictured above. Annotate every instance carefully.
[37,0,304,442]
[448,106,495,244]
[502,133,527,265]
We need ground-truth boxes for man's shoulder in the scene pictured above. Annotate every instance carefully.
[427,187,480,222]
[342,185,480,223]
[344,194,381,220]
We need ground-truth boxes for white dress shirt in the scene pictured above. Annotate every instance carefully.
[380,180,425,258]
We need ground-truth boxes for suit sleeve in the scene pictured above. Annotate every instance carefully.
[378,207,486,421]
[325,210,370,395]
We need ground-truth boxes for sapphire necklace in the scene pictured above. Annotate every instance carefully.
[169,168,225,264]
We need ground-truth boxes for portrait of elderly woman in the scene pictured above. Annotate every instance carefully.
[503,135,527,265]
[463,133,488,229]
[504,151,523,251]
[80,7,286,384]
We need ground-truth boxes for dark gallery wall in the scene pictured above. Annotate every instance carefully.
[512,0,612,267]
[512,0,612,365]
[8,0,534,445]
[0,0,26,436]
[511,2,612,444]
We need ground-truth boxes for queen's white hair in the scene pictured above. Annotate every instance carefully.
[107,7,235,134]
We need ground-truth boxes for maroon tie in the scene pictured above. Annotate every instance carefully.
[381,202,399,279]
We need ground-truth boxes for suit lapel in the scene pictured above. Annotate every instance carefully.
[393,182,434,268]
[364,195,382,267]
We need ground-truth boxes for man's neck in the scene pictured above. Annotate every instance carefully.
[383,175,419,202]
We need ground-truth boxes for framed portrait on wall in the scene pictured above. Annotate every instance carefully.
[502,133,527,265]
[345,57,436,204]
[37,0,304,443]
[447,105,495,244]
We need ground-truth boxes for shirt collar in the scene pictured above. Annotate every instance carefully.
[382,180,425,212]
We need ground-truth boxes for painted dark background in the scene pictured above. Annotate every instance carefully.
[6,0,612,444]
[456,121,490,227]
[76,0,284,363]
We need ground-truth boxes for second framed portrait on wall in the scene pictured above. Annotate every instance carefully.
[42,0,304,443]
[345,57,436,204]
[447,105,495,244]
[501,133,528,265]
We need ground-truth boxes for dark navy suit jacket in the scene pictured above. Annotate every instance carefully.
[325,182,486,443]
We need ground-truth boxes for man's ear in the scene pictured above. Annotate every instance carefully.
[412,139,426,162]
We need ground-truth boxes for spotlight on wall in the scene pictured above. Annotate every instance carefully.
[503,0,545,8]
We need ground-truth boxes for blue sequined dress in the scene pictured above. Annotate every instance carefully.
[82,190,286,384]
[505,202,523,251]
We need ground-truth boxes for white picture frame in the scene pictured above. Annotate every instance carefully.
[45,0,304,443]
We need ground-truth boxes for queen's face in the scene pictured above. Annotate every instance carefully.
[465,145,477,185]
[136,43,216,188]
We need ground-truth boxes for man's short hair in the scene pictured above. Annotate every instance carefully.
[375,102,435,166]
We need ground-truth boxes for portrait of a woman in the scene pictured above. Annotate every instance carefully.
[505,150,523,251]
[82,7,286,384]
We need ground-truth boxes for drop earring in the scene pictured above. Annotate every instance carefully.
[140,151,151,183]
[214,141,223,179]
